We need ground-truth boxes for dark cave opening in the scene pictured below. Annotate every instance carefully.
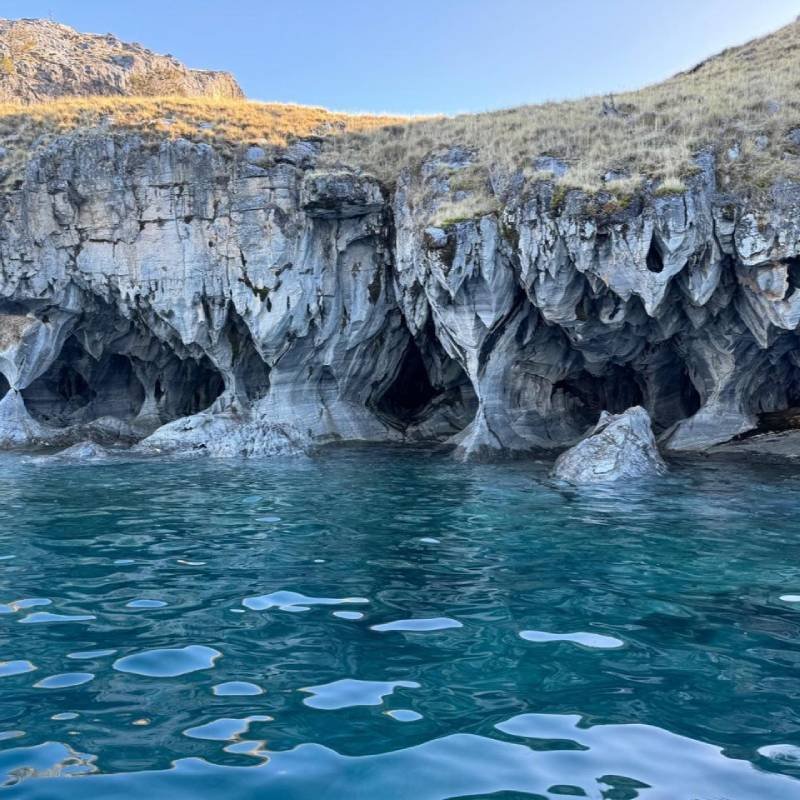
[783,257,800,301]
[752,345,800,433]
[376,338,439,424]
[236,345,271,401]
[175,357,226,417]
[21,336,227,427]
[676,363,702,422]
[553,364,646,429]
[0,373,8,397]
[632,345,702,431]
[756,407,800,434]
[22,337,146,426]
[646,236,665,274]
[225,310,271,401]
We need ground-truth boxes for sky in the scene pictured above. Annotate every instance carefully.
[2,0,799,114]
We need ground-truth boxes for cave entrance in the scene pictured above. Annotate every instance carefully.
[164,356,226,418]
[675,362,702,424]
[553,363,646,429]
[225,309,271,401]
[22,337,146,426]
[376,338,438,425]
[753,341,800,433]
[646,236,665,273]
[127,353,225,423]
[23,342,226,427]
[784,257,800,301]
[630,344,702,431]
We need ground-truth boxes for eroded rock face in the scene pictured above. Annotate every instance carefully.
[551,406,667,484]
[0,135,418,454]
[0,134,798,459]
[393,156,800,459]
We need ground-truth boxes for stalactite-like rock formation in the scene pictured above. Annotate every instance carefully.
[0,134,799,458]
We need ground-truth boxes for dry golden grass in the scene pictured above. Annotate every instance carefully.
[0,96,407,184]
[322,18,800,197]
[0,95,406,149]
[428,195,501,227]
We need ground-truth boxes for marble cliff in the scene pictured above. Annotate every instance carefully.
[1,17,800,461]
[0,133,798,460]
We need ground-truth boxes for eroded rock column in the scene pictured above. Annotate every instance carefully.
[0,311,75,446]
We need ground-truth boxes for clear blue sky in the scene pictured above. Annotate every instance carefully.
[3,0,799,114]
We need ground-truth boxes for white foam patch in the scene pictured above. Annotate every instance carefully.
[519,630,624,649]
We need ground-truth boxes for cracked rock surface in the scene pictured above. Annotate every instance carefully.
[0,19,242,102]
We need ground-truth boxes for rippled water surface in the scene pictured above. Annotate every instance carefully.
[1,446,800,798]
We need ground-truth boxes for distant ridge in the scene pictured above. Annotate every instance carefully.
[0,18,243,103]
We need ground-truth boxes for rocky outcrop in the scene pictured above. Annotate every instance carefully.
[0,135,417,455]
[136,409,309,457]
[393,150,800,460]
[50,441,111,461]
[551,406,667,484]
[0,131,798,459]
[707,430,800,461]
[0,19,242,102]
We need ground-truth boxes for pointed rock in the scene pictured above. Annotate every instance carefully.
[551,406,667,484]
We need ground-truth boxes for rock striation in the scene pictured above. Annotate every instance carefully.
[0,136,799,459]
[551,406,667,484]
[394,149,800,460]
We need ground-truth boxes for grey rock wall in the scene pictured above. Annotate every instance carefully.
[1,133,799,459]
[0,19,242,103]
[394,151,800,459]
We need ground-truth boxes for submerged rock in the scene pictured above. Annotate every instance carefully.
[706,430,800,460]
[135,405,309,458]
[52,441,111,461]
[551,407,667,484]
[27,439,113,465]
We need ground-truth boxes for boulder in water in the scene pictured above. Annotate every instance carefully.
[551,406,667,484]
[51,441,111,462]
[134,406,309,458]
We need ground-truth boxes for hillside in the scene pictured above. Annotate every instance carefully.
[0,17,796,207]
[325,16,800,200]
[0,18,242,103]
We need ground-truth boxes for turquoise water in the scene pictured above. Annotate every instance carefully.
[1,446,800,799]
